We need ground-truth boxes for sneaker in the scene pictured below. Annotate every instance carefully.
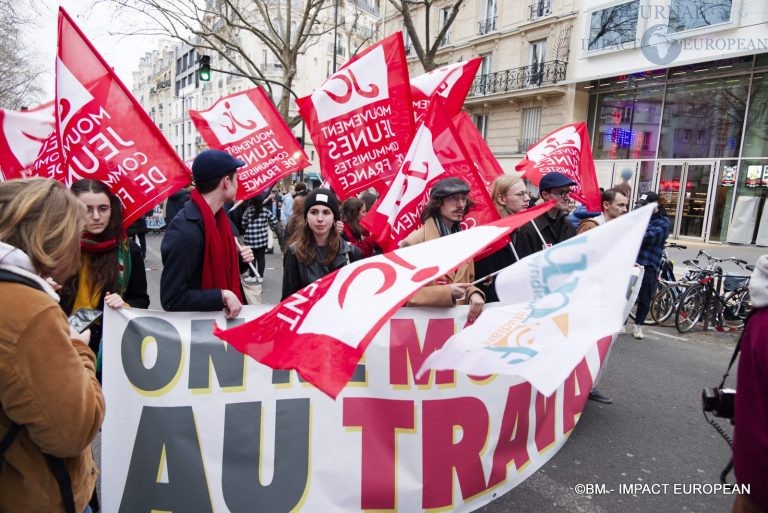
[633,325,644,339]
[588,388,613,404]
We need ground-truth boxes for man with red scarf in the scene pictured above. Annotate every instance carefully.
[161,149,254,319]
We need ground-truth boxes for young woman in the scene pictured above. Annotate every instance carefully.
[341,196,379,258]
[473,173,530,302]
[59,179,149,359]
[282,188,362,299]
[0,178,104,513]
[241,193,278,283]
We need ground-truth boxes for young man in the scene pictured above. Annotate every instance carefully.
[515,171,578,259]
[400,177,485,324]
[161,149,254,319]
[576,188,629,234]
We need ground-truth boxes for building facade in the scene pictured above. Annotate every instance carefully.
[381,0,582,173]
[569,0,768,245]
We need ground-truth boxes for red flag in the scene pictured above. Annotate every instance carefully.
[410,58,480,124]
[296,32,414,199]
[361,100,497,252]
[515,122,601,212]
[49,8,191,227]
[189,87,309,200]
[0,103,55,180]
[452,111,504,191]
[214,202,551,399]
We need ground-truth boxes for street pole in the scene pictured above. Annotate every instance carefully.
[175,94,189,160]
[332,0,339,73]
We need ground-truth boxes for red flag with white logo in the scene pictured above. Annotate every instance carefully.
[452,111,504,191]
[213,202,551,399]
[361,101,497,252]
[0,103,55,181]
[515,122,601,212]
[410,58,480,125]
[296,32,414,199]
[189,87,309,200]
[48,8,191,227]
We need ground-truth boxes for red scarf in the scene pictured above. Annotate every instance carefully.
[81,232,119,253]
[191,189,243,302]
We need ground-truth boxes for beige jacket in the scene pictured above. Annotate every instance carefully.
[0,281,104,513]
[400,217,484,307]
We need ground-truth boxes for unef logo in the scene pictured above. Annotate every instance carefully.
[199,93,268,144]
[312,45,390,123]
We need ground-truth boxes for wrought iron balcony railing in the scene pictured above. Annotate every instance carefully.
[468,60,567,97]
[518,137,541,153]
[478,16,497,35]
[529,0,552,20]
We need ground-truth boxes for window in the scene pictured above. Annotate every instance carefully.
[668,0,733,33]
[530,0,551,20]
[474,114,489,139]
[587,0,639,51]
[480,0,497,34]
[438,6,452,46]
[521,107,541,152]
[403,25,412,54]
[527,39,547,87]
[477,53,493,94]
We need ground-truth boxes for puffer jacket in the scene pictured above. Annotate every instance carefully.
[0,269,104,512]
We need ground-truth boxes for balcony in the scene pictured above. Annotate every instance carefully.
[478,16,497,35]
[468,60,567,97]
[529,0,552,20]
[518,137,541,153]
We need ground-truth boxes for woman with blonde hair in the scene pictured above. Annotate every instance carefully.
[0,178,104,513]
[474,173,530,302]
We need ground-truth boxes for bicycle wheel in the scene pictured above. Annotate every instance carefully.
[675,284,707,333]
[651,283,687,327]
[720,288,751,331]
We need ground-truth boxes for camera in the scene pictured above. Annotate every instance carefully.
[701,387,736,419]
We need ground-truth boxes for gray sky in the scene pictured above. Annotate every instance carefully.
[25,0,167,102]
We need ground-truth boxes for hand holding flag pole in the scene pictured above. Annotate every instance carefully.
[233,237,261,279]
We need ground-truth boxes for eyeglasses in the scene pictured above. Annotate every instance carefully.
[84,205,111,216]
[506,190,530,198]
[547,189,572,198]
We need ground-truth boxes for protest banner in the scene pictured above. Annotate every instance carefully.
[102,305,612,513]
[297,32,414,199]
[516,122,602,212]
[410,58,480,124]
[0,103,55,181]
[452,111,505,190]
[362,102,499,252]
[190,87,309,199]
[33,8,191,227]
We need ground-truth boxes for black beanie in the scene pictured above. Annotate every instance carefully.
[303,188,340,221]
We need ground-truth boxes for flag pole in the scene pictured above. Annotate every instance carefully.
[530,220,547,246]
[228,200,244,213]
[233,237,261,279]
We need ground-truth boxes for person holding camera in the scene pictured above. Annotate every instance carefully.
[731,254,768,513]
[0,178,104,513]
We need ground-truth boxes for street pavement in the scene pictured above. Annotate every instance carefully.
[139,231,744,512]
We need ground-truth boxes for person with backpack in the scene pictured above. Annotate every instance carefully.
[0,178,104,513]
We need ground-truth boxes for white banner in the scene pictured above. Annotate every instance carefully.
[102,306,612,513]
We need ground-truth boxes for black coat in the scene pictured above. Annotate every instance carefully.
[473,234,520,303]
[164,190,190,227]
[514,210,577,260]
[160,200,238,312]
[281,240,362,300]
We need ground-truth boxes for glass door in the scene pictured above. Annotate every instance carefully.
[657,163,684,237]
[679,163,713,239]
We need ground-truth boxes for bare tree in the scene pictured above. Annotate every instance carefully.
[0,1,45,109]
[338,0,377,60]
[105,0,336,126]
[388,0,467,72]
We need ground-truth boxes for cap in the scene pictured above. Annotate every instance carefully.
[636,191,660,206]
[429,177,471,200]
[303,188,340,221]
[539,172,577,192]
[191,149,245,183]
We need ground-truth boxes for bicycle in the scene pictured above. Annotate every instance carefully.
[650,251,721,327]
[629,242,687,325]
[674,254,754,333]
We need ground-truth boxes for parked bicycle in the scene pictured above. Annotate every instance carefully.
[674,253,754,333]
[629,242,687,325]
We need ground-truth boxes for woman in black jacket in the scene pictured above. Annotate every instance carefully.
[282,188,362,299]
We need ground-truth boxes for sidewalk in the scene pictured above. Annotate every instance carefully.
[667,238,767,273]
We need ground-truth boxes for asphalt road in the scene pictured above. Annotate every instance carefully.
[140,231,741,512]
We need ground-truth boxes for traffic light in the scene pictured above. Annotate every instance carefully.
[198,55,211,81]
